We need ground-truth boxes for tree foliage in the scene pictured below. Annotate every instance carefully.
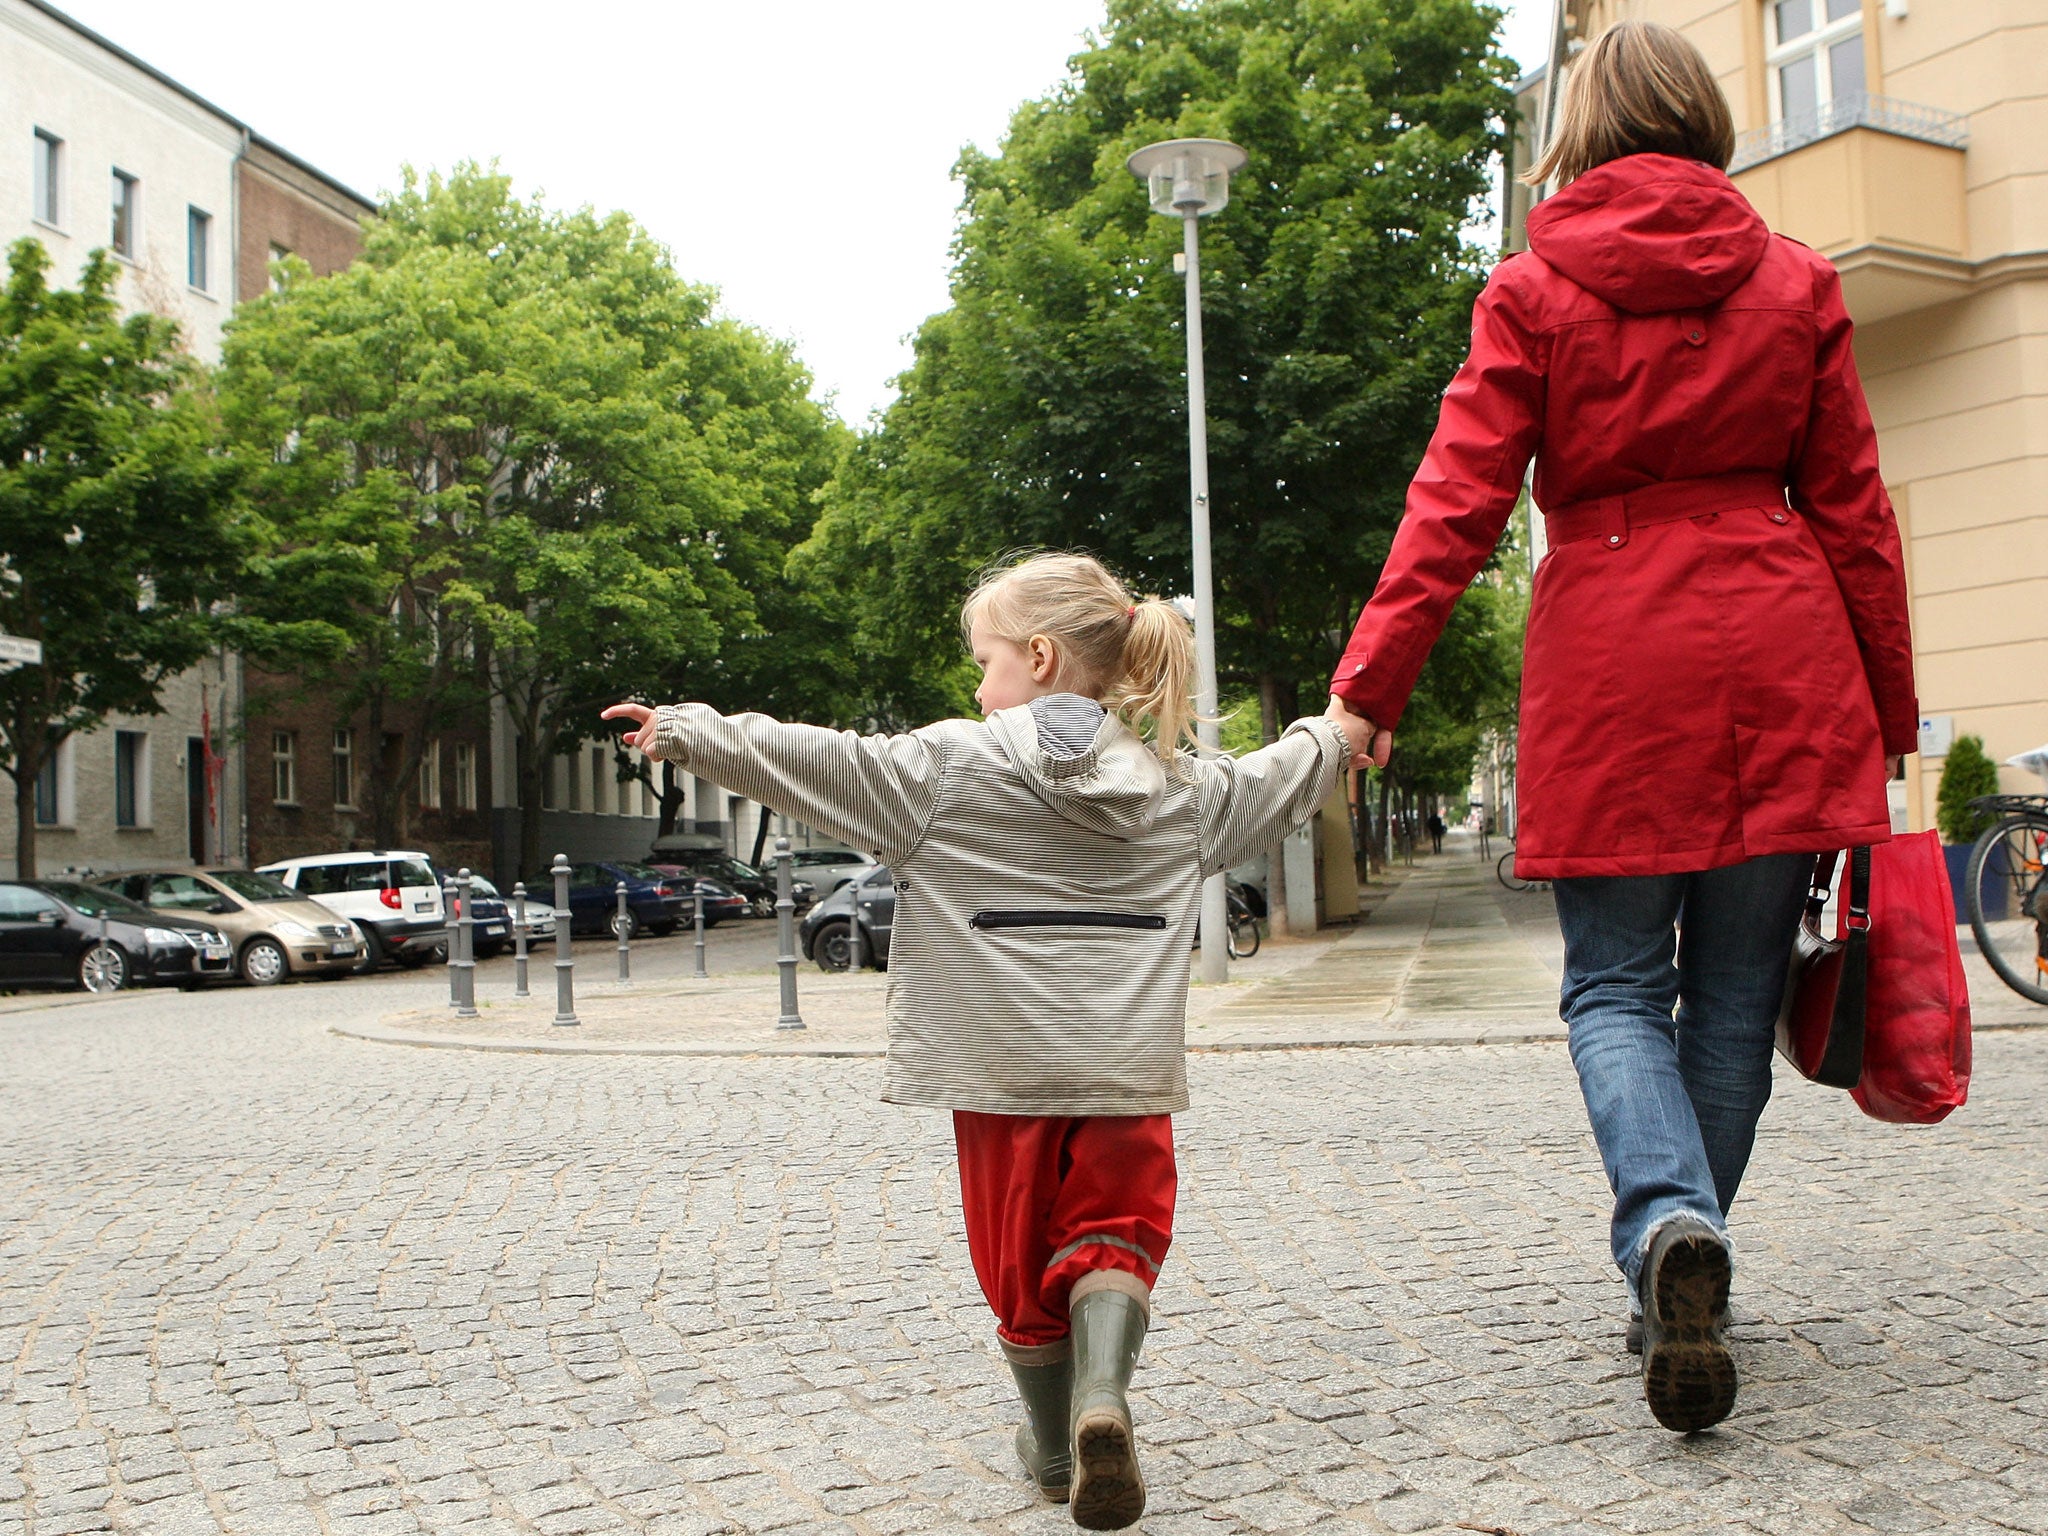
[221,168,842,871]
[801,0,1516,752]
[0,240,248,874]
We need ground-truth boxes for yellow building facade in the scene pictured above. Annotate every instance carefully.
[1517,1,2048,827]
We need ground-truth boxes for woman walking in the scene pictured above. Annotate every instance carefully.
[1326,23,1915,1432]
[608,553,1364,1525]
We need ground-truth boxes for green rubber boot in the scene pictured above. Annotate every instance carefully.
[1002,1340,1072,1502]
[1067,1283,1149,1531]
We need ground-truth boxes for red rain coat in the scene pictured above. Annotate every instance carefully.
[1331,154,1917,879]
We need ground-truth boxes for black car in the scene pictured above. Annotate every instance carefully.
[646,840,816,917]
[798,866,895,971]
[0,880,235,992]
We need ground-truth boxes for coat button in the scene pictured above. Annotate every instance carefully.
[1769,511,1789,524]
[1608,534,1623,545]
[1688,329,1704,343]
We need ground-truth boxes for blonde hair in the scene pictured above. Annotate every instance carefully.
[1524,22,1735,188]
[961,552,1198,768]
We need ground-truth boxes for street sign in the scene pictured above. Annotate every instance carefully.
[1917,714,1954,758]
[0,634,41,670]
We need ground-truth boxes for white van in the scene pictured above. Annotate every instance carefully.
[255,850,447,972]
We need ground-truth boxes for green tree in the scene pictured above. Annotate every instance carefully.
[1936,734,2000,845]
[801,0,1515,740]
[0,240,248,875]
[223,168,841,873]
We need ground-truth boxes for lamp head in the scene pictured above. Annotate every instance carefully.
[1126,138,1249,217]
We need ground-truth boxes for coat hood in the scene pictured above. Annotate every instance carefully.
[985,700,1168,840]
[1526,153,1770,314]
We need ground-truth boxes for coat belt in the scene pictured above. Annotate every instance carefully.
[1542,472,1789,549]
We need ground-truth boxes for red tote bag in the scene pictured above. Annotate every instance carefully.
[1851,830,1972,1124]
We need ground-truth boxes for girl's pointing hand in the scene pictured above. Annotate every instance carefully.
[601,702,657,752]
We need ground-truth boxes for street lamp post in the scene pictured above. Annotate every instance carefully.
[1127,137,1248,985]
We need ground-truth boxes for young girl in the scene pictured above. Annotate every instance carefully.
[604,552,1372,1531]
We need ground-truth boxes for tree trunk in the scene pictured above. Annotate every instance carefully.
[516,709,550,879]
[1257,671,1290,939]
[750,804,773,868]
[12,764,34,879]
[656,760,685,838]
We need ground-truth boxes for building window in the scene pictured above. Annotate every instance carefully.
[267,242,290,292]
[591,746,608,815]
[32,130,60,226]
[110,169,138,258]
[565,749,581,812]
[34,739,63,825]
[1768,0,1864,124]
[453,742,477,811]
[332,728,355,809]
[420,738,442,809]
[272,731,297,804]
[187,207,211,291]
[114,730,146,828]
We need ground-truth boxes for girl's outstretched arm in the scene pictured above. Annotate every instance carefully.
[602,702,945,868]
[1194,717,1353,880]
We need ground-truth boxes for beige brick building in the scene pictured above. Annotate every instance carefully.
[1513,1,2048,830]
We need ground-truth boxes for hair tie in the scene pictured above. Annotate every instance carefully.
[1125,604,1137,620]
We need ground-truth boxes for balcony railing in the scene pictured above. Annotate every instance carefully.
[1729,92,1968,174]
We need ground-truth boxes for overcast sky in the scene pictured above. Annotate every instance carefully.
[57,0,1553,425]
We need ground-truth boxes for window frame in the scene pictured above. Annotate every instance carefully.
[332,727,356,810]
[110,168,138,259]
[34,737,69,827]
[420,737,443,810]
[453,741,477,811]
[272,730,298,806]
[187,205,211,292]
[113,729,149,829]
[1765,0,1866,124]
[32,128,61,228]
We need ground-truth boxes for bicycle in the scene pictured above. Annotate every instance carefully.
[1193,882,1262,960]
[1497,847,1549,893]
[1965,794,2048,1006]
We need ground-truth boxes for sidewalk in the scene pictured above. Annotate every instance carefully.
[337,846,1575,1056]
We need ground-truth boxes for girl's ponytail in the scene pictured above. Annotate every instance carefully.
[1110,598,1199,769]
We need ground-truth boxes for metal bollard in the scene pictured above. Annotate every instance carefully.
[444,877,459,1008]
[773,836,804,1030]
[615,880,632,984]
[692,883,708,979]
[847,874,865,973]
[512,881,531,999]
[452,868,478,1018]
[551,854,579,1028]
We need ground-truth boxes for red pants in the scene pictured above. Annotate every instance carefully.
[953,1111,1177,1347]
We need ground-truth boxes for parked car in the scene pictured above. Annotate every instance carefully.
[798,865,895,971]
[433,872,554,960]
[254,851,447,972]
[785,846,879,895]
[539,860,692,940]
[646,834,816,916]
[95,867,361,984]
[0,880,234,993]
[681,877,750,927]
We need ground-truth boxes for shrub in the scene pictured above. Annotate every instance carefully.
[1935,734,2001,844]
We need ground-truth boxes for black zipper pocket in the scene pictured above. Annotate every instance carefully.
[970,909,1167,932]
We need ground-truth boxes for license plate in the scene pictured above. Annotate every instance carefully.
[202,945,229,959]
[413,901,434,912]
[482,924,505,936]
[331,942,357,956]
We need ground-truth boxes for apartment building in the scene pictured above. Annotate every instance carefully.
[1511,1,2048,830]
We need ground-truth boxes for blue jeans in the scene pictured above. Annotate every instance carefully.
[1553,853,1812,1297]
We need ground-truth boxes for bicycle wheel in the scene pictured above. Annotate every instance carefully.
[1227,912,1260,960]
[1497,848,1536,893]
[1968,815,2048,1006]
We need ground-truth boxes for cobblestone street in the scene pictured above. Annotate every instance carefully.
[3,856,2045,1536]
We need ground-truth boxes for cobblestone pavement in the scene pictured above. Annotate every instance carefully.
[4,950,2046,1536]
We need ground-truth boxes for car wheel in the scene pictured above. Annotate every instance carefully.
[396,946,439,969]
[240,937,289,986]
[351,922,383,975]
[813,919,855,973]
[749,895,775,919]
[608,908,643,942]
[79,944,128,993]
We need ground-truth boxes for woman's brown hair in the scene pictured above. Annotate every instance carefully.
[1523,21,1736,187]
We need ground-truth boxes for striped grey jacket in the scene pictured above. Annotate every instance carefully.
[647,700,1350,1115]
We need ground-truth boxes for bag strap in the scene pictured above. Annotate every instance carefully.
[1843,845,1872,934]
[1805,852,1840,922]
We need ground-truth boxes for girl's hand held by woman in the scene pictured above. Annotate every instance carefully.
[600,702,658,752]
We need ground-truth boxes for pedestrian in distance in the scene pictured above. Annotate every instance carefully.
[604,551,1376,1529]
[1324,23,1915,1434]
[1427,810,1446,855]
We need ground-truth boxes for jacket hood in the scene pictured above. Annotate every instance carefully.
[985,701,1168,840]
[1526,153,1769,314]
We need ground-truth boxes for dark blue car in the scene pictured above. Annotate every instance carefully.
[537,860,691,940]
